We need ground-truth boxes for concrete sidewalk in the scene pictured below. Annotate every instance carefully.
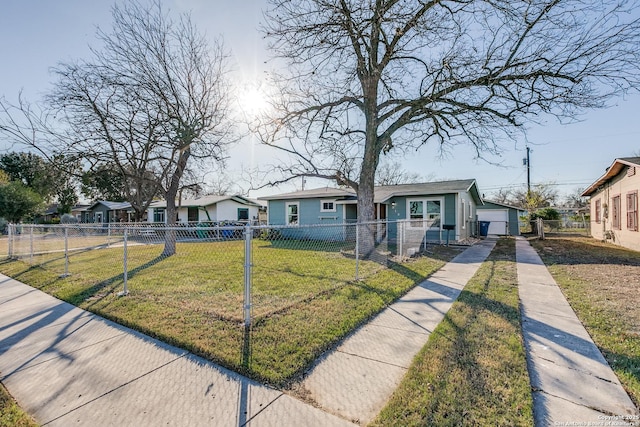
[0,239,496,426]
[516,237,639,426]
[300,237,497,424]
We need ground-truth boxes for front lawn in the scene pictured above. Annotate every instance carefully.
[0,239,460,386]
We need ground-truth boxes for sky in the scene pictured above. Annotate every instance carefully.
[1,0,638,202]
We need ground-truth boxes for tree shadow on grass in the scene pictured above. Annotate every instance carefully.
[73,254,168,308]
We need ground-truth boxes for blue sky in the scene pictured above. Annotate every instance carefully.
[1,1,638,201]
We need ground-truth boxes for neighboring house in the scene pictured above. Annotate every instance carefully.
[582,157,640,251]
[477,200,523,236]
[259,179,483,243]
[146,195,264,224]
[37,204,90,223]
[82,201,133,223]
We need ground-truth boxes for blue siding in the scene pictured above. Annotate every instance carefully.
[267,191,475,242]
[268,199,346,240]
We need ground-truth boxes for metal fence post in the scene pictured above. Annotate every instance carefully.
[398,221,404,258]
[7,224,13,259]
[355,222,360,281]
[243,224,252,328]
[61,226,70,277]
[29,225,33,264]
[119,228,129,296]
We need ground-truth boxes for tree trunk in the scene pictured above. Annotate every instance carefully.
[356,91,380,258]
[162,147,190,257]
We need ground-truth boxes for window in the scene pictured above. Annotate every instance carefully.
[627,191,638,231]
[407,199,442,228]
[153,208,166,223]
[595,199,601,223]
[409,200,424,227]
[612,195,621,229]
[286,202,299,225]
[237,208,249,221]
[320,199,336,212]
[188,207,199,222]
[460,199,465,229]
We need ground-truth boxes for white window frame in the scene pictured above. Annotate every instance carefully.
[460,198,466,229]
[320,199,336,213]
[406,198,444,229]
[286,201,300,226]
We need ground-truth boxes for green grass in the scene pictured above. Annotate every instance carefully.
[371,237,533,426]
[0,239,458,386]
[0,380,38,427]
[530,236,640,407]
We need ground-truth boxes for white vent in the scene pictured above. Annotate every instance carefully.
[628,166,636,177]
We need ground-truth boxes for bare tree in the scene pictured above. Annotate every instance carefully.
[20,0,234,256]
[512,183,559,212]
[564,187,587,209]
[375,160,431,185]
[490,188,514,205]
[259,0,640,251]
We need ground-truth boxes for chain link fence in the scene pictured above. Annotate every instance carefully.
[4,220,460,326]
[519,219,591,237]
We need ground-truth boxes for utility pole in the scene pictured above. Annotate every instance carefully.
[524,146,531,195]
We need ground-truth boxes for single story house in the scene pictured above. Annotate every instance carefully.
[582,157,640,251]
[82,201,133,223]
[37,203,90,223]
[477,200,523,236]
[259,179,483,243]
[146,195,264,224]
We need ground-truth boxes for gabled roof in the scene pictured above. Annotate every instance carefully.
[478,200,523,211]
[258,187,356,201]
[374,179,482,204]
[86,201,131,211]
[149,194,262,209]
[259,179,483,204]
[581,157,640,197]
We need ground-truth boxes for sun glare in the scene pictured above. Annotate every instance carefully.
[238,84,270,117]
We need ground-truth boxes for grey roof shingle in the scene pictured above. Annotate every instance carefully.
[259,179,482,203]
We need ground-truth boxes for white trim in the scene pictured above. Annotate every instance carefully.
[320,199,337,212]
[286,201,300,226]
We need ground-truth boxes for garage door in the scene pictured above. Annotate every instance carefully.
[477,209,509,235]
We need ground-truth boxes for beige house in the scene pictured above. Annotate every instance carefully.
[582,157,640,251]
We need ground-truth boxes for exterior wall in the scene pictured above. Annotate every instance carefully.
[507,209,520,236]
[267,199,346,241]
[456,192,477,240]
[385,194,457,242]
[589,168,640,251]
[216,200,260,222]
[89,205,109,223]
[148,201,259,224]
[268,199,345,226]
[266,191,477,243]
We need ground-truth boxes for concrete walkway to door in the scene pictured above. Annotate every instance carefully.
[516,237,639,426]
